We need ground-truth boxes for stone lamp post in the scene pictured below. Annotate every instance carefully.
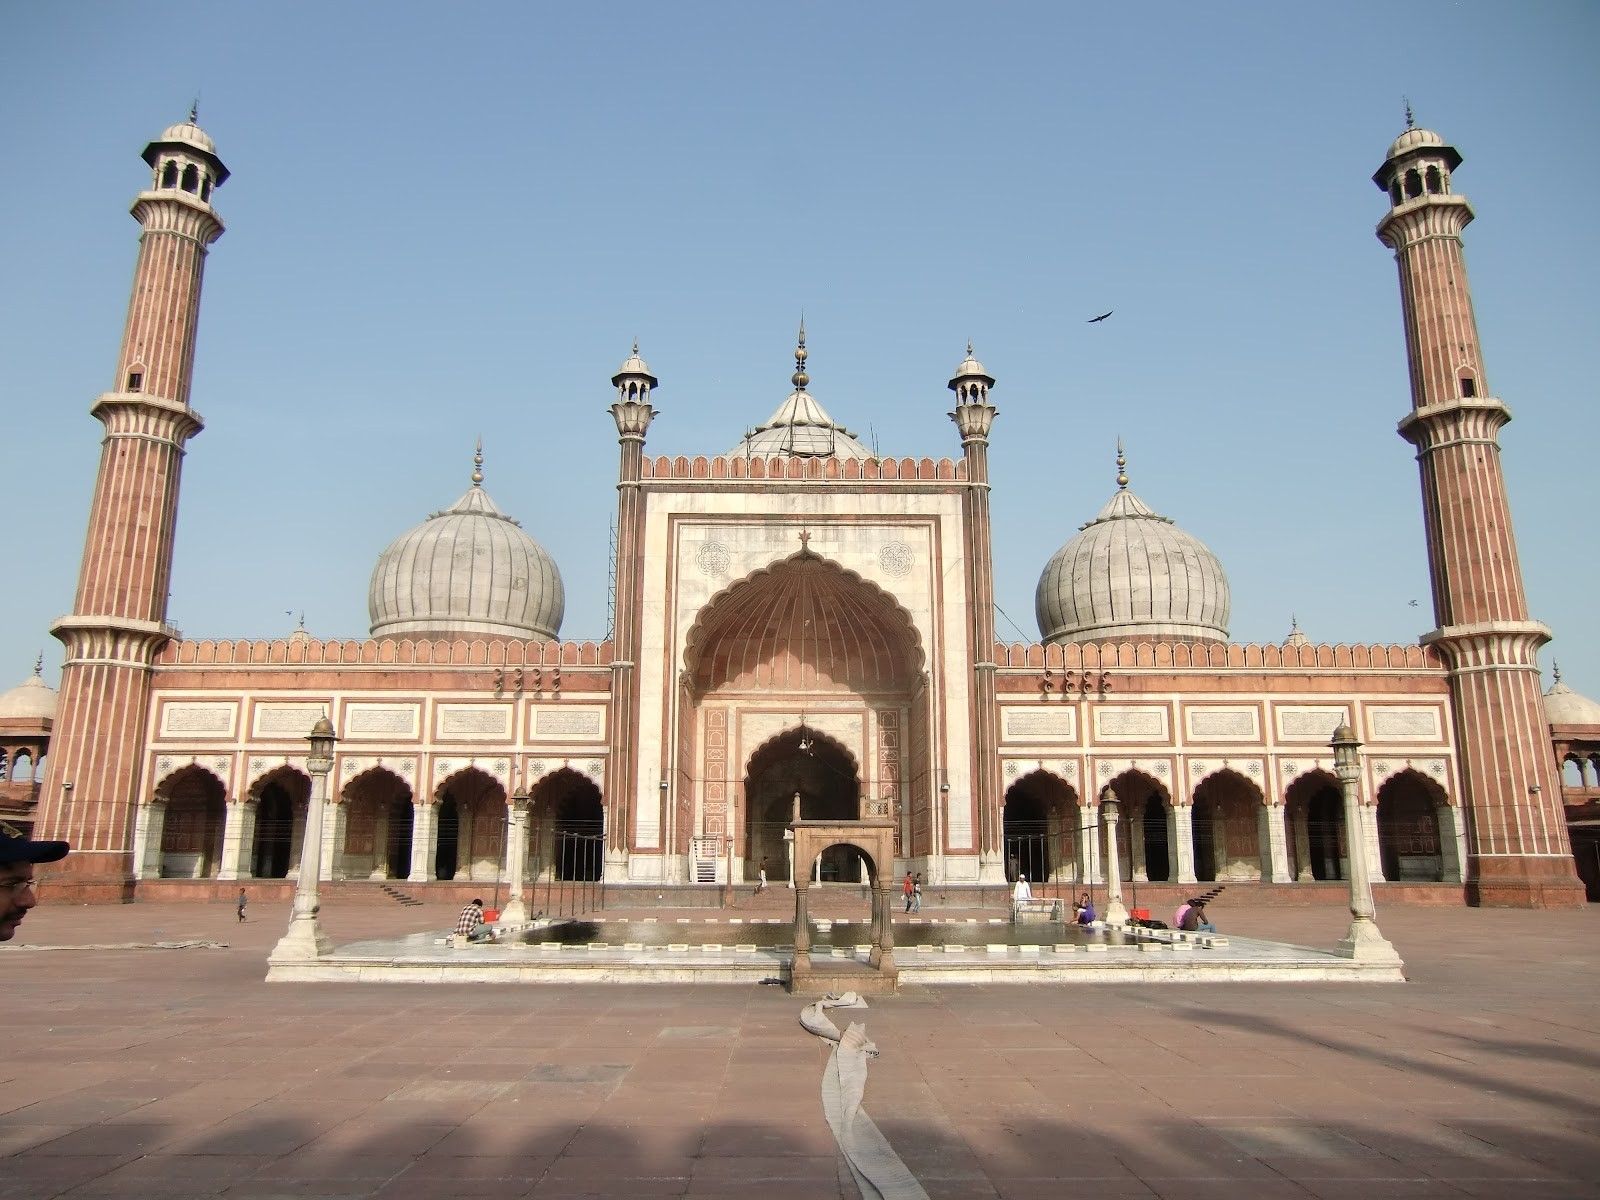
[1331,722,1402,964]
[500,785,531,924]
[1100,786,1130,925]
[270,715,336,961]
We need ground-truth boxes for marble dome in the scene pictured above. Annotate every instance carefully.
[1544,668,1600,727]
[368,457,564,642]
[0,669,56,722]
[1036,461,1230,645]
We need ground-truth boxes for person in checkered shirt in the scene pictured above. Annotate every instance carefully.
[454,898,491,943]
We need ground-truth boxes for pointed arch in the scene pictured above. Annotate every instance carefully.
[434,766,506,882]
[744,725,862,883]
[1376,768,1447,882]
[249,765,309,880]
[1106,768,1171,883]
[1003,768,1082,884]
[1285,769,1345,881]
[156,764,226,878]
[1190,768,1266,881]
[341,766,415,880]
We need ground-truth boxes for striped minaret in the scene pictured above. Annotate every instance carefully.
[37,113,227,890]
[607,345,658,877]
[949,346,1005,883]
[1374,116,1581,907]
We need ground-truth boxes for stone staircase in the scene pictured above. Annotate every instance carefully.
[380,884,425,908]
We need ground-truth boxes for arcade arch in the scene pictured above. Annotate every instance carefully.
[434,767,506,882]
[156,764,226,878]
[1107,769,1171,884]
[1376,769,1448,882]
[1002,770,1082,884]
[530,767,605,882]
[249,766,308,879]
[341,767,413,880]
[1286,770,1346,881]
[1191,769,1267,882]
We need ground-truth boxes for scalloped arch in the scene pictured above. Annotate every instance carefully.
[684,551,925,693]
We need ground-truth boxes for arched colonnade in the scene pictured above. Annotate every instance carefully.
[134,761,606,884]
[1001,764,1463,887]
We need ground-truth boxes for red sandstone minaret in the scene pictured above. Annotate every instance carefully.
[1374,114,1581,907]
[949,346,1004,882]
[607,344,658,877]
[37,113,227,891]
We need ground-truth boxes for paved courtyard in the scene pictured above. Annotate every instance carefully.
[3,897,1598,1199]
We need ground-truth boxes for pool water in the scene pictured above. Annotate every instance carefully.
[518,919,1136,950]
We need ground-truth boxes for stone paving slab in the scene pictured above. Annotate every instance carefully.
[1,900,1598,1198]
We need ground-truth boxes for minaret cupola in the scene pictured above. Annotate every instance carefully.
[1373,105,1460,212]
[141,105,229,204]
[947,342,997,440]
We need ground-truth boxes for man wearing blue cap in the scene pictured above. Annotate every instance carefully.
[0,821,70,943]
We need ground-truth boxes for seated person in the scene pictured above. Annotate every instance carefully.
[454,897,494,943]
[1074,893,1096,925]
[1174,899,1195,929]
[1178,900,1216,933]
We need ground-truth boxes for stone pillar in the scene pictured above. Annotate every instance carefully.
[1082,802,1100,883]
[369,804,390,880]
[869,880,896,970]
[793,884,811,953]
[319,798,344,882]
[1130,811,1148,882]
[1362,804,1387,883]
[1438,804,1467,883]
[218,799,254,881]
[1293,808,1314,881]
[1332,724,1401,963]
[409,800,438,883]
[1171,803,1197,884]
[134,801,166,879]
[1101,788,1129,925]
[1263,803,1291,883]
[500,796,531,923]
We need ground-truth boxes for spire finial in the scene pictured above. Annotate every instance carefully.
[1115,438,1128,490]
[632,338,639,356]
[1404,98,1414,130]
[471,437,484,486]
[189,96,200,125]
[1553,660,1563,684]
[966,339,975,359]
[33,651,43,677]
[792,316,810,391]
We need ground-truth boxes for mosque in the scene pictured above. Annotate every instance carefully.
[11,114,1596,909]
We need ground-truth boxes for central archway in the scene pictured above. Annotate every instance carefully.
[745,728,860,882]
[682,548,926,884]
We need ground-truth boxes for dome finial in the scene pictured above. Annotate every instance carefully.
[189,96,200,125]
[791,316,810,391]
[1403,98,1414,130]
[471,438,484,486]
[967,339,974,358]
[32,651,43,677]
[1115,438,1128,490]
[1553,660,1563,684]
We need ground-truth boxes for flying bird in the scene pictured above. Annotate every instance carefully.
[1087,310,1113,323]
[1408,599,1419,607]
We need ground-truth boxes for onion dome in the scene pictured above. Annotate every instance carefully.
[1036,444,1230,645]
[1283,616,1309,648]
[1543,664,1600,727]
[0,658,57,722]
[611,343,658,388]
[368,445,564,641]
[730,321,872,460]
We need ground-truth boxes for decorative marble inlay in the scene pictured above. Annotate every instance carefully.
[346,703,420,738]
[1187,708,1257,739]
[534,709,604,738]
[696,541,731,578]
[1369,707,1441,741]
[255,703,328,738]
[438,704,511,738]
[878,541,914,578]
[1277,707,1347,740]
[160,703,236,737]
[1094,707,1166,740]
[1002,708,1077,740]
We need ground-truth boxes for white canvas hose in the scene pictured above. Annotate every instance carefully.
[799,993,929,1200]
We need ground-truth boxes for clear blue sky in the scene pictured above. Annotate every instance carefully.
[3,4,1597,700]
